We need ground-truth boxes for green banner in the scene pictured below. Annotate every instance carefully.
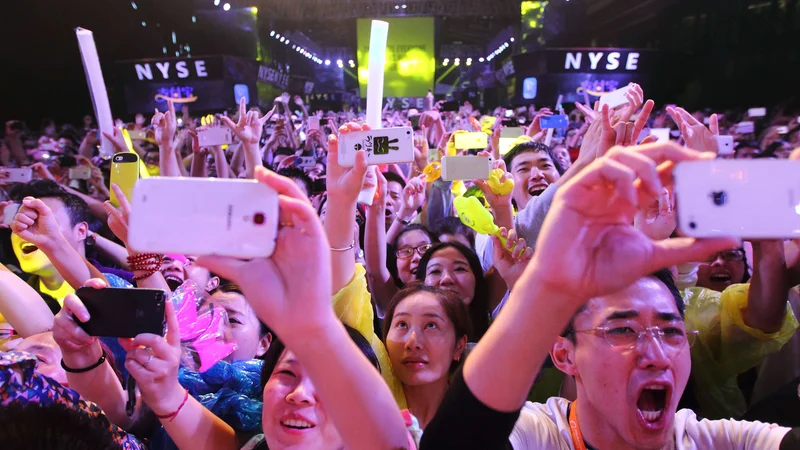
[357,17,435,98]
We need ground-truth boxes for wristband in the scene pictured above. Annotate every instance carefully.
[156,389,190,422]
[61,349,106,373]
[330,241,355,252]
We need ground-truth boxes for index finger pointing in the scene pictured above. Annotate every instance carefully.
[165,301,180,347]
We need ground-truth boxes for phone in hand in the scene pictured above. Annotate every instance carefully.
[295,156,317,169]
[409,115,421,130]
[747,107,766,118]
[128,177,279,258]
[69,166,93,180]
[599,85,633,110]
[454,132,489,150]
[735,121,755,134]
[539,115,569,129]
[441,100,460,112]
[499,127,525,155]
[2,203,20,226]
[76,287,167,338]
[504,109,514,118]
[337,127,415,167]
[441,156,491,181]
[110,152,140,207]
[649,128,671,143]
[128,130,147,140]
[714,135,734,156]
[197,127,233,147]
[308,117,320,132]
[674,160,800,239]
[1,168,33,184]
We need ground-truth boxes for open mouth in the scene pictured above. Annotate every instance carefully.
[281,418,315,430]
[637,385,668,424]
[21,243,38,255]
[709,273,731,284]
[527,184,547,197]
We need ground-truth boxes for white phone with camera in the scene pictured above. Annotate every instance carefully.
[747,107,766,118]
[2,203,20,226]
[128,177,279,258]
[69,166,93,180]
[441,156,491,181]
[337,126,415,167]
[714,135,734,156]
[599,85,632,110]
[1,168,33,184]
[197,127,233,147]
[674,160,800,239]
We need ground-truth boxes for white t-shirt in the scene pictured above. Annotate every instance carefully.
[510,397,790,450]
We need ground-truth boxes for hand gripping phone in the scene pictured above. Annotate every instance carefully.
[599,85,633,110]
[441,156,491,181]
[539,115,569,129]
[454,132,489,150]
[197,127,233,147]
[110,152,141,207]
[674,160,800,239]
[128,177,279,258]
[69,166,93,180]
[76,287,167,338]
[337,126,415,167]
[1,168,33,184]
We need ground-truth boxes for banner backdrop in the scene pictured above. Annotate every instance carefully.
[357,17,435,98]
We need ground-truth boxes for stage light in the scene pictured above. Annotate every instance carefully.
[325,59,331,65]
[131,1,137,10]
[395,5,400,9]
[402,4,407,8]
[466,58,472,66]
[141,21,146,27]
[443,58,449,66]
[270,30,275,36]
[285,40,289,45]
[192,16,197,23]
[510,37,515,42]
[279,37,285,42]
[454,58,460,66]
[162,46,167,54]
[251,6,258,14]
[337,59,343,65]
[172,31,177,44]
[276,33,281,39]
[223,3,230,11]
[214,0,220,5]
[349,59,354,65]
[479,57,485,62]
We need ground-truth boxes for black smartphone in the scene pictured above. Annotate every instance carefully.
[312,177,327,194]
[409,115,421,130]
[76,287,167,338]
[441,101,460,112]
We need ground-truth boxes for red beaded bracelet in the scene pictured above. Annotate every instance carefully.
[155,389,190,422]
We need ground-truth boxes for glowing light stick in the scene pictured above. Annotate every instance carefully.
[358,20,389,206]
[75,28,114,158]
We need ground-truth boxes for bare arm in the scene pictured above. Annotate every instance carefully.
[364,173,399,317]
[744,240,790,333]
[210,146,230,179]
[190,153,208,178]
[0,267,55,336]
[90,232,130,269]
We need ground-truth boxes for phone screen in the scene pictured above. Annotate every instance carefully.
[76,287,166,338]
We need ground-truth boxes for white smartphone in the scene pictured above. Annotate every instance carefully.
[776,126,789,135]
[128,177,279,258]
[499,127,525,155]
[674,160,800,239]
[128,130,147,140]
[2,203,20,226]
[69,166,93,180]
[337,126,415,167]
[454,132,489,150]
[441,156,491,181]
[735,121,755,134]
[747,107,766,118]
[599,85,632,110]
[309,117,320,131]
[198,127,233,147]
[295,156,317,169]
[714,135,734,156]
[649,128,671,143]
[1,168,33,183]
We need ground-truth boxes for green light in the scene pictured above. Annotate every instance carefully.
[251,6,258,14]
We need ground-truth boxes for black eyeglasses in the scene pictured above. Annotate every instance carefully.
[573,320,698,350]
[706,249,744,263]
[395,243,432,260]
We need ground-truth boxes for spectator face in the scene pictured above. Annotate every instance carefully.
[696,249,747,292]
[395,230,432,285]
[15,332,67,386]
[11,198,87,275]
[384,180,404,230]
[423,247,476,305]
[386,292,466,387]
[262,350,343,449]
[161,255,217,291]
[207,290,269,361]
[552,144,572,171]
[510,151,561,209]
[554,278,691,450]
[144,151,160,166]
[735,146,759,159]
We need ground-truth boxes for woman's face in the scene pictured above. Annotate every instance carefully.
[423,247,477,304]
[395,230,432,285]
[696,248,747,292]
[208,291,269,361]
[262,350,343,450]
[386,292,465,387]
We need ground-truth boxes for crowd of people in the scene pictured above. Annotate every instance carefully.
[1,83,800,449]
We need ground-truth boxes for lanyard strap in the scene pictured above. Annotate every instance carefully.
[568,400,588,450]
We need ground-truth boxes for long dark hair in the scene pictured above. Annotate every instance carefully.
[415,242,490,340]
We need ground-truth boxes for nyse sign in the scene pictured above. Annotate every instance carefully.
[546,49,649,74]
[120,57,223,83]
[135,60,208,81]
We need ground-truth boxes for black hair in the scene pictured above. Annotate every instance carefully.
[209,282,271,338]
[502,141,565,176]
[382,171,407,189]
[8,180,91,228]
[273,147,296,158]
[259,324,379,392]
[734,140,761,158]
[0,403,121,449]
[760,140,791,158]
[415,241,490,340]
[432,216,476,249]
[391,223,436,250]
[561,268,684,342]
[276,167,312,198]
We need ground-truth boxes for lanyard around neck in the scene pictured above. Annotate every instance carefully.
[568,400,588,450]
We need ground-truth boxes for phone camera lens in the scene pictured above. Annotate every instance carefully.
[253,213,266,225]
[711,191,727,206]
[689,221,697,229]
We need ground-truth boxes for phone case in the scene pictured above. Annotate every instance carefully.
[76,287,166,338]
[198,127,233,147]
[337,127,415,167]
[110,152,141,207]
[69,166,92,180]
[674,160,800,239]
[735,121,755,134]
[714,136,734,155]
[309,118,320,131]
[454,132,489,150]
[747,108,766,118]
[2,168,33,183]
[128,130,147,140]
[295,156,317,168]
[441,156,491,181]
[2,203,20,226]
[128,177,279,258]
[599,85,632,110]
[539,115,569,129]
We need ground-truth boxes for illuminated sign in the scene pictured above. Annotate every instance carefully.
[544,49,650,73]
[258,65,289,90]
[135,60,208,80]
[154,85,196,102]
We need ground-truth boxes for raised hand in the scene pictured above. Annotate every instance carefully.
[399,175,426,218]
[529,142,739,302]
[101,127,129,153]
[527,108,553,137]
[326,123,369,203]
[152,99,177,148]
[10,197,63,250]
[597,99,655,158]
[666,106,719,153]
[413,125,430,170]
[474,155,512,210]
[104,184,133,247]
[491,228,534,289]
[53,284,101,354]
[220,97,275,146]
[574,101,598,124]
[197,168,335,342]
[29,162,57,181]
[616,83,644,123]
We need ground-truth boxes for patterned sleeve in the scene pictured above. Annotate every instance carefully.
[0,351,146,450]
